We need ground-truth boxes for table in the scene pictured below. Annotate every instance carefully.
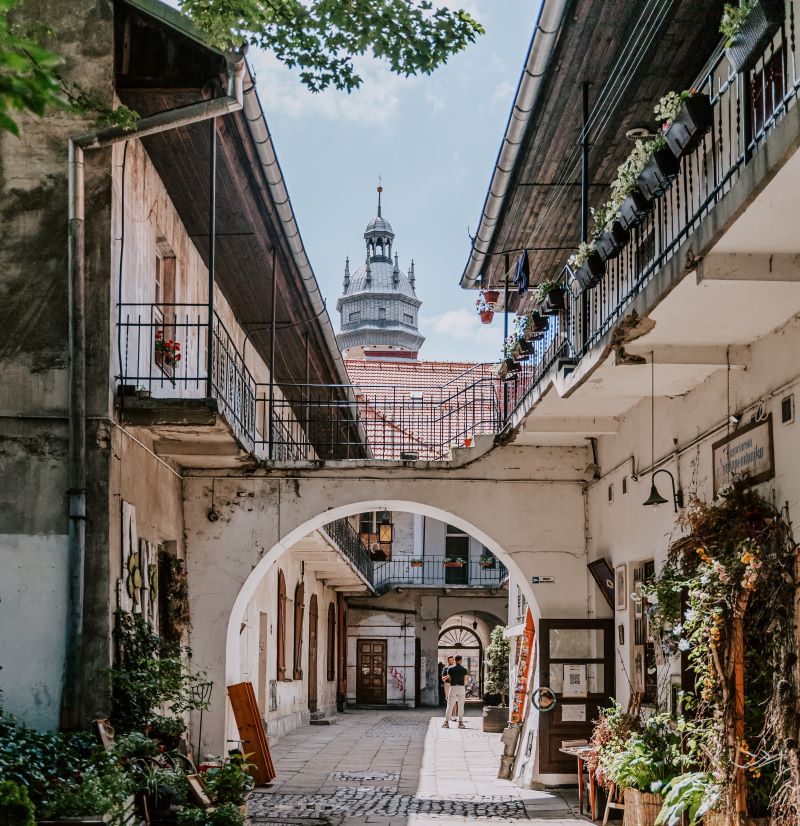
[559,745,597,820]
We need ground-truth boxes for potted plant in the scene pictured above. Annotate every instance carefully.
[524,310,548,338]
[657,90,713,159]
[478,553,495,569]
[493,357,520,381]
[510,338,534,361]
[409,558,424,568]
[614,140,657,230]
[721,0,785,74]
[637,138,680,200]
[475,293,495,325]
[480,288,500,305]
[594,220,630,262]
[534,281,567,314]
[483,626,510,732]
[155,330,182,371]
[442,556,465,568]
[569,242,605,290]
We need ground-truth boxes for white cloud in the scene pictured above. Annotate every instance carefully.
[425,90,445,114]
[249,51,415,125]
[492,80,516,106]
[420,307,501,361]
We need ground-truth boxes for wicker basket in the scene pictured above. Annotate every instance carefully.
[703,815,772,826]
[623,788,664,826]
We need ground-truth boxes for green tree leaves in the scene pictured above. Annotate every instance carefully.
[180,0,484,92]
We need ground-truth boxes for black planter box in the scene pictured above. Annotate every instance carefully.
[664,96,713,158]
[498,357,520,381]
[619,190,653,230]
[512,339,535,361]
[526,310,549,334]
[540,286,567,315]
[637,147,680,200]
[572,250,605,291]
[727,0,785,74]
[595,221,630,262]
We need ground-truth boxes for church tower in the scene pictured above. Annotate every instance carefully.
[336,187,424,359]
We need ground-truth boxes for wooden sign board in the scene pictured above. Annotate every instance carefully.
[227,681,276,785]
[712,415,774,497]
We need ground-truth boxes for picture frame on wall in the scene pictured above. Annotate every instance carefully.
[618,624,625,646]
[615,565,627,611]
[587,558,615,610]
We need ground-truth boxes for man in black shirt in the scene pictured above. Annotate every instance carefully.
[442,655,469,728]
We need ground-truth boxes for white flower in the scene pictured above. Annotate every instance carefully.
[684,608,697,622]
[648,592,659,605]
[678,639,691,652]
[672,624,683,636]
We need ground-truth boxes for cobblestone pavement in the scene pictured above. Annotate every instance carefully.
[249,707,588,825]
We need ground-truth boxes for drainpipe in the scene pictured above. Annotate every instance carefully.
[62,55,245,728]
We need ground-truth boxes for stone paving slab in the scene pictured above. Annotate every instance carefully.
[250,708,588,824]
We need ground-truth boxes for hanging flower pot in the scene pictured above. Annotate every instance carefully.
[637,146,680,200]
[479,309,495,325]
[594,221,630,262]
[443,558,465,568]
[524,311,548,340]
[618,190,654,231]
[572,250,605,291]
[726,0,785,74]
[664,95,713,158]
[540,286,567,315]
[482,289,500,305]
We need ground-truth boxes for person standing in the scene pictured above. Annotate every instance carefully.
[441,655,455,713]
[442,655,469,729]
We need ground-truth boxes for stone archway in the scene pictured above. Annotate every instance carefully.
[182,457,589,755]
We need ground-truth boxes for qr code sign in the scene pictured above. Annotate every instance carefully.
[569,673,581,686]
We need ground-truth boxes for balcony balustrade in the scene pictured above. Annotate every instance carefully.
[503,2,800,424]
[321,518,374,587]
[372,556,508,593]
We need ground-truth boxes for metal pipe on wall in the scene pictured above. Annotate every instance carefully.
[63,55,244,728]
[207,118,217,398]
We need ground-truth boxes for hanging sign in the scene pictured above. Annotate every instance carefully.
[712,416,774,497]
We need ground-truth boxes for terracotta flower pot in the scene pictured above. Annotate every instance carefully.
[482,289,500,304]
[479,309,495,324]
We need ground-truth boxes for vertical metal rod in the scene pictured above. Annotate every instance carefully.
[268,246,277,461]
[503,252,510,423]
[207,118,217,398]
[580,81,590,243]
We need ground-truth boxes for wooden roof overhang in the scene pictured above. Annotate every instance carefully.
[114,0,367,457]
[463,0,725,310]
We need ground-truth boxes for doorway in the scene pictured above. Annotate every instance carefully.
[308,595,318,713]
[356,639,387,704]
[438,626,482,696]
[444,524,469,585]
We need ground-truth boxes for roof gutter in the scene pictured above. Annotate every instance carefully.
[460,0,570,289]
[241,78,351,388]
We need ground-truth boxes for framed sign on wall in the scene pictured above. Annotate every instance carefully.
[712,415,774,497]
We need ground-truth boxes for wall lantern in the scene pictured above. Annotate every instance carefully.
[378,510,393,544]
[643,353,684,513]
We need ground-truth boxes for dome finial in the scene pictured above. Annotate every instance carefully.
[377,177,383,217]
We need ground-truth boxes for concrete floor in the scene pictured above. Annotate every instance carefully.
[248,706,589,824]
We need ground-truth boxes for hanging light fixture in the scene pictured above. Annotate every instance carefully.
[377,510,393,544]
[643,352,684,513]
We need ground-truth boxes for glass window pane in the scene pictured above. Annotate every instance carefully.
[547,663,605,694]
[549,628,605,659]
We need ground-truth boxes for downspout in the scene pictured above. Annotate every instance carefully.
[62,55,245,728]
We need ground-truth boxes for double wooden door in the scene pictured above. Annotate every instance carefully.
[356,639,387,704]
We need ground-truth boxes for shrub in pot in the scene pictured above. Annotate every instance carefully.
[658,92,713,158]
[569,243,605,291]
[722,0,785,74]
[535,282,567,315]
[483,626,510,732]
[0,779,35,826]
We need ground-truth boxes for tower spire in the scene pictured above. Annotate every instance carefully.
[377,180,383,217]
[343,256,350,291]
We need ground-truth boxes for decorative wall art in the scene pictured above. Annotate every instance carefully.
[587,558,615,609]
[614,565,627,611]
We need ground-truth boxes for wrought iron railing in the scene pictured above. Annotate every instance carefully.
[503,1,800,424]
[373,555,509,593]
[322,518,374,586]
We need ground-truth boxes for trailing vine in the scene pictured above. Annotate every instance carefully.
[643,483,800,824]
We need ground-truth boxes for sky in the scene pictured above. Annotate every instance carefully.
[245,1,539,362]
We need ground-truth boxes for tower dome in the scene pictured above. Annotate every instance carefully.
[336,187,424,360]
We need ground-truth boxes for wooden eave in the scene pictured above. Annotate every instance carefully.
[478,0,725,309]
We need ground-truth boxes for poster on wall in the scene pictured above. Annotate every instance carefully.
[712,415,774,497]
[561,704,587,722]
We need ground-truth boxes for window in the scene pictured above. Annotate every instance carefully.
[293,581,305,680]
[154,239,177,377]
[359,513,375,535]
[327,603,336,681]
[378,307,386,319]
[349,311,361,323]
[403,313,414,325]
[277,570,287,680]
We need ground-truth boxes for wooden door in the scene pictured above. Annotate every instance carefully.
[308,595,318,713]
[356,639,387,704]
[538,619,614,774]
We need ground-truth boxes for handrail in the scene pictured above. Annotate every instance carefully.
[322,518,374,586]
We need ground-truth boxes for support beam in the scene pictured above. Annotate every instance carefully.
[697,253,800,283]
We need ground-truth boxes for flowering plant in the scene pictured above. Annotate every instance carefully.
[654,90,698,129]
[155,330,182,369]
[720,1,756,47]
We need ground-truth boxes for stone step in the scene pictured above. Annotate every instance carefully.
[309,713,339,726]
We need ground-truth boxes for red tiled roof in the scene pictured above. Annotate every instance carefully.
[344,359,500,459]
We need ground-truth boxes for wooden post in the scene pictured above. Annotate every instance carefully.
[730,598,749,825]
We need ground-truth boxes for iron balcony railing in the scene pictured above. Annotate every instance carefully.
[503,1,800,424]
[373,555,508,593]
[321,518,374,586]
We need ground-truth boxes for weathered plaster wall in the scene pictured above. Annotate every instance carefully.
[0,0,115,729]
[237,547,339,742]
